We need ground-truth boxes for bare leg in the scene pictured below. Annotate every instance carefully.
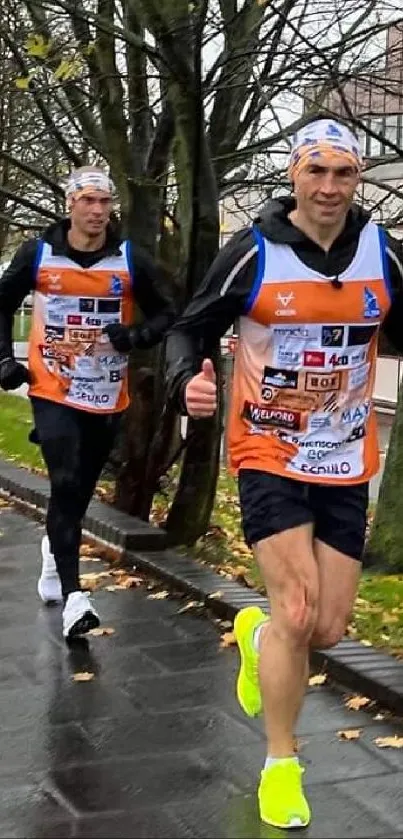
[310,540,362,650]
[254,524,318,757]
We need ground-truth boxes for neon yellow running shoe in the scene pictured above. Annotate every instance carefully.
[258,759,311,829]
[233,605,266,717]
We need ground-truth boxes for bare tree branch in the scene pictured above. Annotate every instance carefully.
[0,150,64,195]
[2,30,82,166]
[0,185,60,220]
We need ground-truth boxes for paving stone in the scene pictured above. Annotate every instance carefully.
[0,783,69,831]
[334,773,403,833]
[122,666,239,713]
[48,755,238,815]
[167,783,395,838]
[72,808,185,838]
[0,819,73,838]
[82,706,262,760]
[139,637,234,672]
[0,722,95,776]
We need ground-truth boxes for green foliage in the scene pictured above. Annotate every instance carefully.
[0,393,44,471]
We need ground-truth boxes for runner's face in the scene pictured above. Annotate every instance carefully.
[294,162,359,228]
[70,191,112,238]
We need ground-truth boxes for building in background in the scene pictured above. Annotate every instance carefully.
[306,22,403,238]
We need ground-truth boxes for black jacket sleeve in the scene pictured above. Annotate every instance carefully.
[131,244,177,348]
[0,239,37,362]
[165,228,258,410]
[380,234,403,354]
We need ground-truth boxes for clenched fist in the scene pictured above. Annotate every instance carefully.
[102,323,137,352]
[0,357,31,391]
[185,358,217,418]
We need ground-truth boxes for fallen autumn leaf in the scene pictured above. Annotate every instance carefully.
[72,672,94,682]
[80,556,101,563]
[338,729,362,740]
[177,600,204,614]
[79,544,101,557]
[79,571,110,591]
[120,575,143,588]
[148,590,169,599]
[308,674,327,686]
[374,735,403,749]
[345,695,371,711]
[220,631,236,648]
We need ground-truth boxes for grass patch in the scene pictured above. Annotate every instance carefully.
[14,311,32,342]
[350,574,403,657]
[0,393,44,471]
[0,393,114,501]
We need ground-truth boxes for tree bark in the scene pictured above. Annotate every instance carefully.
[113,352,157,515]
[158,1,222,544]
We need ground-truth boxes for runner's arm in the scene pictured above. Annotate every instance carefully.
[165,229,259,412]
[381,234,403,354]
[0,240,37,361]
[129,244,177,348]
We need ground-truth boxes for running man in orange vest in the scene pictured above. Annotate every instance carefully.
[166,117,403,828]
[0,166,175,640]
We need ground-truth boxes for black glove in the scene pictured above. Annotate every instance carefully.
[0,357,31,391]
[102,323,138,353]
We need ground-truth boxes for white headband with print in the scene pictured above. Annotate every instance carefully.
[65,171,115,203]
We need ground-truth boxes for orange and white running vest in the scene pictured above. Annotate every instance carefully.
[228,222,392,484]
[28,240,134,412]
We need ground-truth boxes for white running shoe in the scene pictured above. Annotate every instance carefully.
[63,591,100,640]
[37,535,63,603]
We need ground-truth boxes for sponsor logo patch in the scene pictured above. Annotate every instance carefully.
[321,326,344,347]
[243,401,301,430]
[79,298,95,313]
[363,286,380,318]
[348,324,377,346]
[304,351,325,367]
[305,372,341,392]
[44,325,65,342]
[262,366,298,389]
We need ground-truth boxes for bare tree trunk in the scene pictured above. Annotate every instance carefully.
[161,2,222,545]
[113,352,157,515]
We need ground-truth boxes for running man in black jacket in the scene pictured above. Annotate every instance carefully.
[0,166,175,640]
[166,117,403,828]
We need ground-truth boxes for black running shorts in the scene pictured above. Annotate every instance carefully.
[238,469,369,561]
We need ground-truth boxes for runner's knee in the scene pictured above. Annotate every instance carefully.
[277,579,319,645]
[310,615,348,650]
[255,532,319,646]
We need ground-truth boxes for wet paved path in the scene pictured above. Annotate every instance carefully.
[1,506,403,838]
